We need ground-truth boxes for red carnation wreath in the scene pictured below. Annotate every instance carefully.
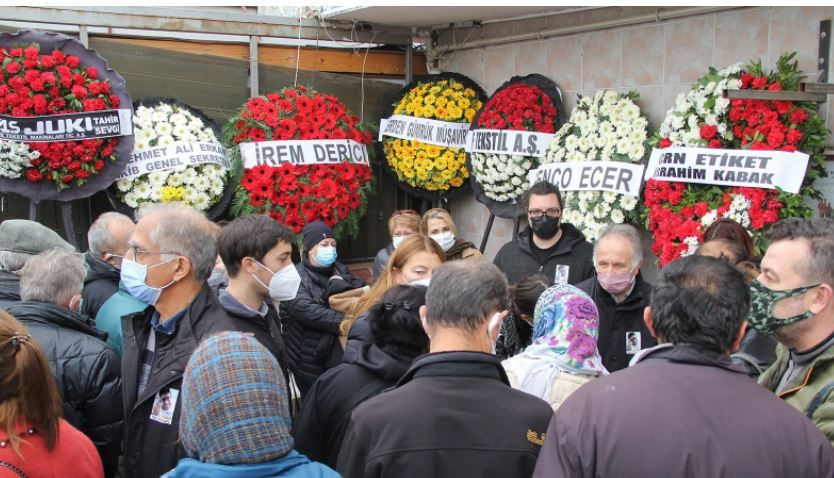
[0,30,132,202]
[225,85,374,237]
[643,53,828,265]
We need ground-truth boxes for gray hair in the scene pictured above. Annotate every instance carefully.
[87,212,134,257]
[0,250,33,272]
[425,261,509,331]
[20,250,86,305]
[593,224,644,268]
[136,203,219,282]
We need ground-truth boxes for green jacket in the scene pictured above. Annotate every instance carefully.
[759,342,834,446]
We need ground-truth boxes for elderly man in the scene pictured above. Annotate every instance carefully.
[756,219,834,445]
[0,219,74,300]
[1,249,122,476]
[534,256,834,477]
[120,203,237,478]
[576,224,654,372]
[494,181,594,286]
[337,261,553,478]
[82,212,135,318]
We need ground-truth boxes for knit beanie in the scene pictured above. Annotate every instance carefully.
[0,219,73,254]
[180,331,292,464]
[302,220,335,251]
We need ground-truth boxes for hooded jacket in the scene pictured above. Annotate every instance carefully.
[533,344,834,478]
[82,251,121,319]
[163,450,340,478]
[1,301,122,476]
[493,224,594,286]
[280,259,364,396]
[336,351,553,478]
[120,285,238,478]
[293,341,415,467]
[575,273,655,372]
[0,269,20,301]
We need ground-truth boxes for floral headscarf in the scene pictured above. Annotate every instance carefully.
[524,284,607,375]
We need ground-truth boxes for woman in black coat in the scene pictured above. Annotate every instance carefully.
[292,285,429,467]
[280,221,366,396]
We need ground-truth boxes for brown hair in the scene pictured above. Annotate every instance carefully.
[388,211,421,236]
[341,234,445,335]
[703,218,754,260]
[421,208,457,236]
[0,310,62,455]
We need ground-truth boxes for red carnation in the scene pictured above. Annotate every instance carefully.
[699,124,718,140]
[4,61,21,75]
[65,55,80,68]
[71,85,88,99]
[751,76,768,90]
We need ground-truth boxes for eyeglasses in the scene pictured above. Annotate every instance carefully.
[392,209,418,217]
[527,208,561,219]
[128,246,178,262]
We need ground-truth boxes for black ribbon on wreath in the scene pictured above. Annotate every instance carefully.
[377,72,487,203]
[105,97,235,220]
[0,30,134,203]
[465,73,565,219]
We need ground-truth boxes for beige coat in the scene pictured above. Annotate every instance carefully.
[504,360,594,411]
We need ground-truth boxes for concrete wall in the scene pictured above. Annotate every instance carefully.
[436,6,834,266]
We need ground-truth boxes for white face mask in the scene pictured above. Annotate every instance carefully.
[252,260,301,302]
[409,278,431,287]
[392,235,407,249]
[430,231,455,252]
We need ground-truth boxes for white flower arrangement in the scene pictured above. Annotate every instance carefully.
[115,102,227,212]
[540,90,648,240]
[0,139,40,179]
[658,63,743,147]
[470,153,536,202]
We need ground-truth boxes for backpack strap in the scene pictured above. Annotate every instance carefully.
[806,381,834,420]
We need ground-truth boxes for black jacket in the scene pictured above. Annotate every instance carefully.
[1,301,123,475]
[280,259,363,396]
[294,341,414,468]
[217,288,291,383]
[576,274,655,372]
[120,285,238,478]
[533,344,834,477]
[337,351,553,478]
[493,224,594,285]
[81,252,120,319]
[0,270,20,301]
[342,314,371,364]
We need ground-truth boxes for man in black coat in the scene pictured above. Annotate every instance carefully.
[493,181,594,286]
[120,204,238,478]
[337,261,552,478]
[280,221,366,396]
[576,224,655,372]
[533,256,834,478]
[82,212,135,318]
[0,219,75,301]
[294,285,429,467]
[2,249,122,477]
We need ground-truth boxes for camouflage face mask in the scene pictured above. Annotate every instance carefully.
[747,280,820,335]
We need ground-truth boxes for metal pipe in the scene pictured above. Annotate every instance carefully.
[249,36,259,97]
[79,24,89,47]
[437,6,740,53]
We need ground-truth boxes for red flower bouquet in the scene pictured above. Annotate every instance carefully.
[226,85,374,237]
[0,44,121,189]
[476,83,558,133]
[644,53,827,265]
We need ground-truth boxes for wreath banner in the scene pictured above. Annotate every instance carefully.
[0,108,132,142]
[645,146,808,193]
[529,161,645,197]
[117,141,230,180]
[379,114,470,149]
[240,139,369,167]
[466,128,554,157]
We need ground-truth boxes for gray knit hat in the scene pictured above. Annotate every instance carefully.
[0,220,73,254]
[180,331,292,465]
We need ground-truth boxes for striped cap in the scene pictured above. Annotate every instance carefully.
[180,331,292,464]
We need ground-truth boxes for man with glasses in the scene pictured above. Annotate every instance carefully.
[82,212,135,319]
[755,218,834,445]
[119,203,237,478]
[493,181,594,286]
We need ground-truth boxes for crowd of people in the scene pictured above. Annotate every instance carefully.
[2,179,834,477]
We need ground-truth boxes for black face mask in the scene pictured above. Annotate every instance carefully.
[530,215,561,240]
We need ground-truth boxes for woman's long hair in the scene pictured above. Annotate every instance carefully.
[0,310,63,455]
[342,234,444,335]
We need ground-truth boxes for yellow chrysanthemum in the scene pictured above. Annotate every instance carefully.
[423,94,436,106]
[435,96,448,107]
[426,145,441,158]
[161,186,185,202]
[457,97,470,109]
[464,108,476,122]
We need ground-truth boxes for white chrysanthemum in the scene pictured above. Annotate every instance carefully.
[701,210,719,228]
[191,192,210,211]
[155,120,173,136]
[156,135,176,147]
[193,175,211,191]
[602,191,618,204]
[116,179,133,192]
[134,181,152,199]
[169,113,188,125]
[172,124,190,139]
[620,195,638,211]
[610,209,625,224]
[149,186,163,201]
[123,191,139,208]
[137,128,157,143]
[151,110,169,123]
[167,172,184,186]
[628,143,645,162]
[578,136,592,152]
[565,135,579,151]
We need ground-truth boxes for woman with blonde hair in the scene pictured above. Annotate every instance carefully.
[341,234,444,362]
[0,310,104,477]
[373,210,421,281]
[421,208,482,262]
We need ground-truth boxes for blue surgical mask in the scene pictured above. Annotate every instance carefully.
[120,256,177,305]
[315,246,338,268]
